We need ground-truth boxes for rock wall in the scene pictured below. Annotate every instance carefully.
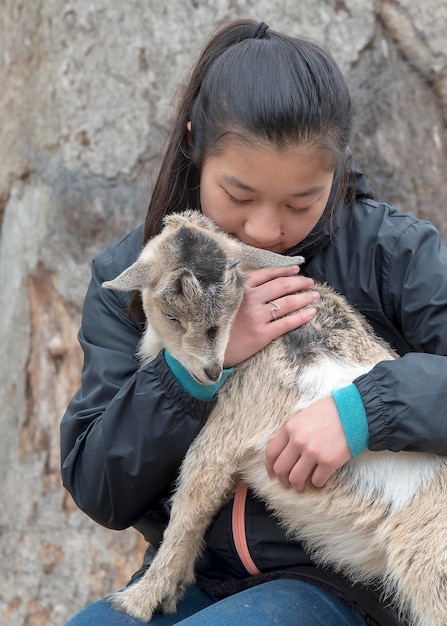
[0,1,445,624]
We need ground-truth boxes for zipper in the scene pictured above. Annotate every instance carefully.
[232,483,261,575]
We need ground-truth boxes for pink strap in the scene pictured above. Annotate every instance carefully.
[232,484,261,575]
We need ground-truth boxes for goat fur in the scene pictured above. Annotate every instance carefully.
[103,210,447,626]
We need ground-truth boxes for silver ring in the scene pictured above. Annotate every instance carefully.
[270,302,280,321]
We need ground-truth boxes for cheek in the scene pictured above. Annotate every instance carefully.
[200,190,233,231]
[200,196,221,223]
[203,208,235,235]
[283,208,325,244]
[199,184,217,217]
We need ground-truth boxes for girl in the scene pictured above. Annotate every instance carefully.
[61,19,447,626]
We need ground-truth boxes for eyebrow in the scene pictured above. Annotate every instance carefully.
[222,175,325,197]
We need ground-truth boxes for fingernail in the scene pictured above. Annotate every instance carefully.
[311,291,320,301]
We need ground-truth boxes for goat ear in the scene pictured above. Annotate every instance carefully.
[237,243,305,269]
[175,268,202,298]
[223,259,242,286]
[102,260,154,292]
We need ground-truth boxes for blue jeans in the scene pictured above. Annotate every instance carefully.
[65,579,366,625]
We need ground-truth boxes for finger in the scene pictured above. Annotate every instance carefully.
[261,275,316,303]
[266,306,318,340]
[266,441,303,489]
[310,464,333,489]
[311,454,350,488]
[288,456,318,492]
[268,291,320,322]
[265,430,289,479]
[244,265,302,288]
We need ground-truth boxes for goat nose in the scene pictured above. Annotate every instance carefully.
[204,367,222,383]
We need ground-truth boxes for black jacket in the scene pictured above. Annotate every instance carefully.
[61,173,447,625]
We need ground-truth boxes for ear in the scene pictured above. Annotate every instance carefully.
[174,268,203,299]
[237,243,305,270]
[102,260,154,292]
[222,259,241,285]
[186,120,194,152]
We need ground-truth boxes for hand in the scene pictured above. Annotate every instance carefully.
[224,266,320,367]
[265,397,352,490]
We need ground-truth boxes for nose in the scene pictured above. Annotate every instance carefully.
[203,365,222,383]
[244,206,282,246]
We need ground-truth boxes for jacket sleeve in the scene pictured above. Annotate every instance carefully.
[354,220,447,454]
[60,248,217,530]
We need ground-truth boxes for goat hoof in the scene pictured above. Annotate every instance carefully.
[108,588,157,622]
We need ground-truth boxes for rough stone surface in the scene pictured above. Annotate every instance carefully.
[0,1,446,624]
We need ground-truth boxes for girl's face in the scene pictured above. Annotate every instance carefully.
[200,137,335,253]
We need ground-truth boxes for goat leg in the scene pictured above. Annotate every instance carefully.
[109,416,241,621]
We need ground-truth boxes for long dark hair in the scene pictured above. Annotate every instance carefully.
[130,19,354,321]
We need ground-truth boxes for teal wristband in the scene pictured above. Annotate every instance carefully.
[164,350,233,400]
[331,384,369,458]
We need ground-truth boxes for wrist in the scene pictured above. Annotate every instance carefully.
[331,384,369,457]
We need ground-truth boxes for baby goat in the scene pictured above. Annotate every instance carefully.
[103,210,447,626]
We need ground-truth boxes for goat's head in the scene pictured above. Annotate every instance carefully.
[103,217,245,385]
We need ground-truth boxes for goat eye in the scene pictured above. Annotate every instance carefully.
[162,311,178,322]
[207,326,218,340]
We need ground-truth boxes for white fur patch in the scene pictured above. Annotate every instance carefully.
[293,356,372,411]
[349,451,440,514]
[138,324,162,363]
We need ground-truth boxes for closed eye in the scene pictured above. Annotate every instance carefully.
[223,188,251,205]
[287,205,311,213]
[162,310,178,322]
